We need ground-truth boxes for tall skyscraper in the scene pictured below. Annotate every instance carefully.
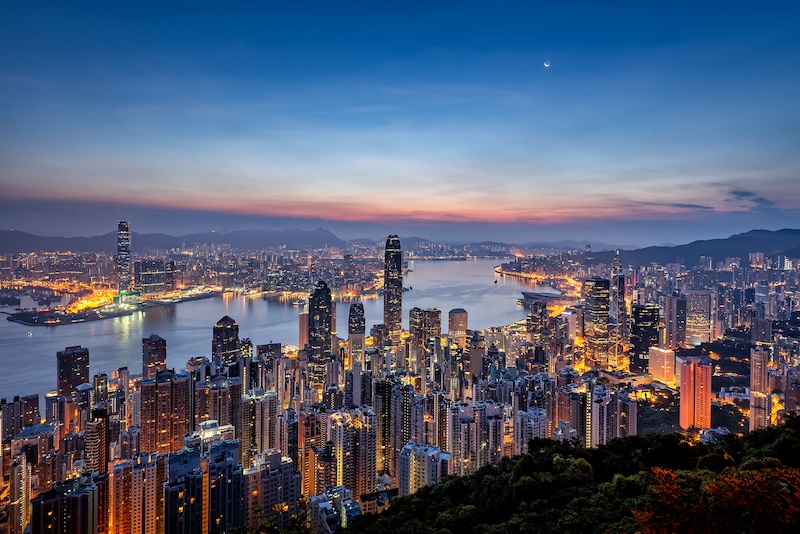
[608,250,628,368]
[679,357,712,430]
[664,295,687,349]
[348,301,366,365]
[142,334,167,379]
[630,304,659,373]
[749,346,771,432]
[583,277,610,368]
[448,308,468,348]
[57,346,90,398]
[117,221,131,292]
[683,289,715,345]
[383,235,403,345]
[308,280,333,358]
[212,316,241,366]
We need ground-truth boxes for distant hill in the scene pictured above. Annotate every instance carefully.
[586,229,800,267]
[0,228,346,253]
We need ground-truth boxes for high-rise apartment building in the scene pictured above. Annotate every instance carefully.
[398,442,450,497]
[139,369,191,454]
[679,358,712,430]
[383,235,403,345]
[142,334,167,379]
[328,407,377,499]
[750,346,771,432]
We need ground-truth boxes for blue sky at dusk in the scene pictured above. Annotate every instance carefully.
[1,2,798,245]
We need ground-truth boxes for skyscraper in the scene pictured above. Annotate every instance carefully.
[383,235,403,345]
[308,280,333,358]
[679,357,712,430]
[212,316,241,366]
[630,304,659,373]
[683,289,715,345]
[664,295,687,349]
[608,250,628,368]
[142,334,167,379]
[448,308,468,348]
[348,301,366,365]
[57,346,90,398]
[749,346,771,432]
[583,277,610,368]
[117,221,131,292]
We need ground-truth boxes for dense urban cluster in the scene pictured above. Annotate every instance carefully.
[1,223,800,534]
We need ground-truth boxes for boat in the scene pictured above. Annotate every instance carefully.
[293,299,306,308]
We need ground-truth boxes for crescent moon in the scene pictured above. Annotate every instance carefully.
[544,61,551,68]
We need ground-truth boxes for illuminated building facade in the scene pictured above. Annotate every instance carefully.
[664,295,687,349]
[630,304,659,373]
[212,315,241,366]
[683,289,715,345]
[348,301,366,365]
[56,345,90,399]
[679,357,712,430]
[448,308,468,348]
[383,235,403,345]
[117,221,131,292]
[142,334,167,379]
[582,277,610,368]
[308,280,333,359]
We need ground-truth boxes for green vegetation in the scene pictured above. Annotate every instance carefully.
[346,416,800,534]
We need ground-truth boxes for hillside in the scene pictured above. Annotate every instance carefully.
[586,228,800,267]
[347,417,800,533]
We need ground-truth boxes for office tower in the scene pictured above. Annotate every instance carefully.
[398,442,450,497]
[750,347,771,432]
[133,259,165,294]
[343,253,356,283]
[390,384,426,477]
[328,407,378,499]
[425,308,442,341]
[513,407,548,455]
[117,221,131,292]
[617,393,638,438]
[139,369,191,454]
[664,295,687,349]
[242,450,302,531]
[308,280,333,358]
[683,289,715,345]
[448,308,468,348]
[212,316,241,366]
[142,334,167,379]
[57,346,90,399]
[608,250,628,368]
[679,358,712,430]
[649,347,676,384]
[409,307,425,347]
[383,235,403,345]
[348,301,366,365]
[630,304,660,373]
[583,277,610,368]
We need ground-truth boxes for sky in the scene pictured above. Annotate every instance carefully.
[1,2,799,245]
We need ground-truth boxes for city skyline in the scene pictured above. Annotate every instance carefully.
[1,3,799,245]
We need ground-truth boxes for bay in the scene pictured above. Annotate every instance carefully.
[0,258,533,401]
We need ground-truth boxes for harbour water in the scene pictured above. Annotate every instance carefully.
[0,259,535,401]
